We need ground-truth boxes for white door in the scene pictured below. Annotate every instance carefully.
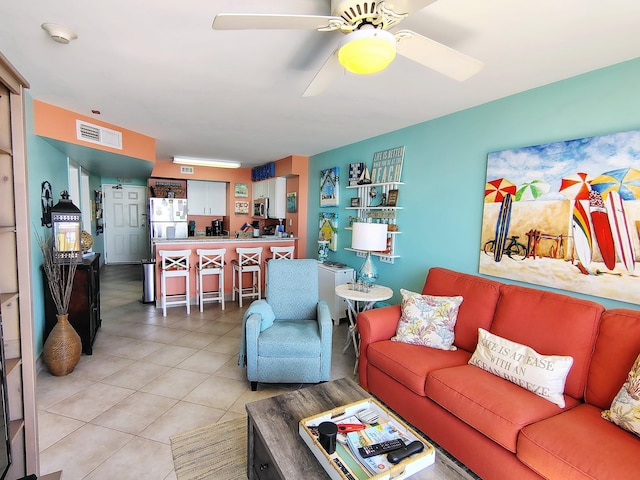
[103,184,148,263]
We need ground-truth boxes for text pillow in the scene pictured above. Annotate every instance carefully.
[468,328,573,408]
[391,289,463,351]
[602,353,640,438]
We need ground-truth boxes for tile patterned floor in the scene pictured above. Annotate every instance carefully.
[37,264,356,479]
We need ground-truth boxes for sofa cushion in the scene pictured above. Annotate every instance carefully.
[519,403,640,480]
[367,340,471,396]
[491,285,603,400]
[469,328,573,407]
[426,364,580,452]
[602,352,640,438]
[586,309,640,409]
[391,289,463,350]
[422,267,502,352]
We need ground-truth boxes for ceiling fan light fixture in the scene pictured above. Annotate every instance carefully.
[338,29,396,75]
[173,156,241,168]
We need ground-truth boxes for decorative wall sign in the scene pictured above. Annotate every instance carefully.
[320,167,340,207]
[480,128,640,305]
[287,192,297,213]
[319,212,338,251]
[235,183,248,198]
[371,146,404,183]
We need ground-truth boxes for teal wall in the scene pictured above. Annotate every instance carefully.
[25,94,72,355]
[307,58,640,310]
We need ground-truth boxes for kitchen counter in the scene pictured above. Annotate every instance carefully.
[151,236,298,306]
[152,235,298,244]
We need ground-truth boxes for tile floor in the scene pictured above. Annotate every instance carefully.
[37,264,356,479]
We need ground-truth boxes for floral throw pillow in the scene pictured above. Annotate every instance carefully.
[602,353,640,438]
[391,289,463,350]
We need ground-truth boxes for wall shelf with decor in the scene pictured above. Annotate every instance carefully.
[344,182,403,264]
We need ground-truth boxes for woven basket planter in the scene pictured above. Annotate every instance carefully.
[43,314,82,376]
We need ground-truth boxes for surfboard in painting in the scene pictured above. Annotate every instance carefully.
[494,193,513,262]
[606,191,635,273]
[572,200,592,269]
[589,190,616,270]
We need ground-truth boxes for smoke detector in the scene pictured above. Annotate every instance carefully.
[41,23,77,44]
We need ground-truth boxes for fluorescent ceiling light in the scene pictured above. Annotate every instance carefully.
[172,156,241,168]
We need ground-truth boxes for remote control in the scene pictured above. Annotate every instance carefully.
[386,440,425,464]
[358,439,405,458]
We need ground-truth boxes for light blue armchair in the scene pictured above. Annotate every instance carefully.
[244,259,332,391]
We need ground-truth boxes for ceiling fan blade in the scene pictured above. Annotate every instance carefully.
[303,51,342,97]
[212,13,343,31]
[385,0,438,15]
[394,30,484,81]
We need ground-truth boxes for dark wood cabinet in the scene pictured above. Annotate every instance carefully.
[43,253,101,355]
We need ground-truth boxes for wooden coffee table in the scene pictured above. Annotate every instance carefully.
[245,377,466,480]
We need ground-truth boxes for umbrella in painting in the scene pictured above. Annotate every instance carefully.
[590,168,640,200]
[515,180,550,201]
[485,178,517,203]
[559,172,592,200]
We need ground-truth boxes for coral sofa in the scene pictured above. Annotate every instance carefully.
[357,267,640,479]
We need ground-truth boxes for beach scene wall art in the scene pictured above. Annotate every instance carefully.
[480,129,640,305]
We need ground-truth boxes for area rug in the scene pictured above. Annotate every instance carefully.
[171,417,479,480]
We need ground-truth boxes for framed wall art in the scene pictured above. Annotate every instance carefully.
[235,183,248,198]
[234,200,249,215]
[320,167,339,207]
[287,192,297,213]
[319,212,338,251]
[480,128,640,305]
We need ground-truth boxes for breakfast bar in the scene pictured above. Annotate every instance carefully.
[151,236,298,308]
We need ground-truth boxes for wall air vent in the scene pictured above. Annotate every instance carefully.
[76,120,123,150]
[180,166,194,174]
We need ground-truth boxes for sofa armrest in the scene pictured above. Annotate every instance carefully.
[357,305,401,390]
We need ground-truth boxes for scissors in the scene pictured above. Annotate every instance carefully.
[337,424,366,433]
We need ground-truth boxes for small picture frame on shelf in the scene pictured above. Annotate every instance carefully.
[350,197,360,207]
[386,189,399,207]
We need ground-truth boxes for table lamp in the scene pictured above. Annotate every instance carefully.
[351,222,388,284]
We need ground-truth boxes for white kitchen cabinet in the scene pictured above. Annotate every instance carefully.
[318,263,355,325]
[187,180,227,216]
[252,177,286,219]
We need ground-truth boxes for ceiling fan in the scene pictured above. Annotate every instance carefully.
[212,0,484,96]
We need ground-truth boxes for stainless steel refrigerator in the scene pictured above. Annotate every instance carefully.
[149,198,188,239]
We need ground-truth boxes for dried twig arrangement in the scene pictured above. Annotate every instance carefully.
[38,233,79,315]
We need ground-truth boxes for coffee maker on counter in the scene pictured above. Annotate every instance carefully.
[212,219,223,236]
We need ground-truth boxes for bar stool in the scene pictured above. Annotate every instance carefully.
[196,248,226,312]
[265,246,295,295]
[231,247,263,307]
[159,249,191,317]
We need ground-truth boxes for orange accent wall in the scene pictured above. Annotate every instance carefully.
[33,100,156,162]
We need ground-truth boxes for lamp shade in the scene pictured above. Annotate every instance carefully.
[351,222,388,251]
[338,29,396,75]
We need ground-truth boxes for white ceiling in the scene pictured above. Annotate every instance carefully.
[1,0,640,175]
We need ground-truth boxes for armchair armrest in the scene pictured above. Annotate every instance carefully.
[317,300,332,380]
[245,313,262,380]
[356,305,401,390]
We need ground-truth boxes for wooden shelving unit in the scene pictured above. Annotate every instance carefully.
[0,52,39,477]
